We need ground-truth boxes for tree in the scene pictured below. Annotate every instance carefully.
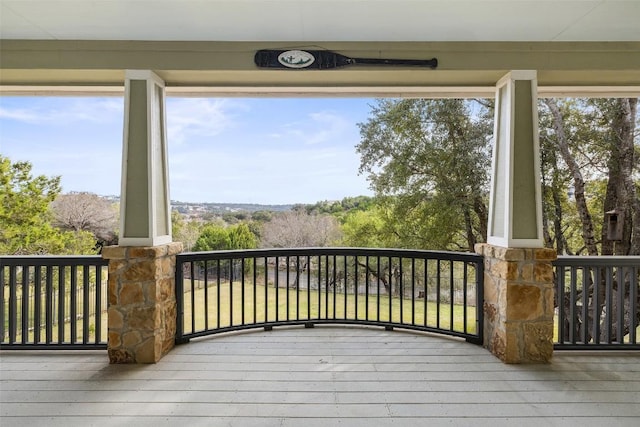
[539,98,639,256]
[539,98,640,344]
[0,156,71,254]
[193,225,231,252]
[260,211,342,248]
[51,192,118,245]
[356,99,492,251]
[193,223,257,252]
[171,210,203,251]
[228,223,258,250]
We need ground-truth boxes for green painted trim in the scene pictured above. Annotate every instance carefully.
[123,80,150,238]
[490,84,507,238]
[511,80,538,240]
[1,41,639,87]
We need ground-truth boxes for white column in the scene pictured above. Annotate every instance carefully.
[488,70,543,248]
[119,70,171,246]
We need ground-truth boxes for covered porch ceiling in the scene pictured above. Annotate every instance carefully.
[0,0,639,96]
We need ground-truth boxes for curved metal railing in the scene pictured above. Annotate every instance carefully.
[175,248,484,344]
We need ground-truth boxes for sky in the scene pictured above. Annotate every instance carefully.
[0,96,376,205]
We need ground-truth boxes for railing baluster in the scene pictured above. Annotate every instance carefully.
[388,256,392,324]
[82,266,89,344]
[264,257,268,323]
[21,265,29,344]
[344,255,348,321]
[581,267,589,344]
[285,256,290,322]
[332,255,337,320]
[253,258,257,324]
[8,265,17,344]
[376,256,381,323]
[295,256,300,321]
[436,259,441,329]
[307,255,311,320]
[424,258,428,328]
[33,265,41,344]
[241,258,246,326]
[449,261,454,332]
[592,266,600,345]
[58,266,65,343]
[204,260,209,331]
[569,267,577,343]
[630,266,638,344]
[95,265,102,345]
[365,256,370,322]
[354,257,358,321]
[616,265,624,343]
[411,257,415,326]
[463,262,468,334]
[0,265,5,343]
[70,265,78,343]
[605,265,613,343]
[229,257,234,327]
[399,257,403,325]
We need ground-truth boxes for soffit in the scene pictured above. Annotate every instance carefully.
[2,0,639,42]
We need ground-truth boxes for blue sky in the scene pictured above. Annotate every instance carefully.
[0,96,376,204]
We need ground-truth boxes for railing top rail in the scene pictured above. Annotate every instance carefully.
[554,255,640,267]
[0,255,107,267]
[176,247,483,262]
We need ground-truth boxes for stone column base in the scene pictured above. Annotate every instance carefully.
[102,242,183,363]
[475,243,556,364]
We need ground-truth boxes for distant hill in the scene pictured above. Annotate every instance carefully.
[171,201,294,214]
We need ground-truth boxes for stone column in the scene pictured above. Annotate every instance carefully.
[103,242,182,363]
[476,243,556,363]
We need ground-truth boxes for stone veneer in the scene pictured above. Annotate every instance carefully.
[475,243,557,364]
[102,242,183,363]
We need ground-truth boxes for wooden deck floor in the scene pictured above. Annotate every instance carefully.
[2,326,639,426]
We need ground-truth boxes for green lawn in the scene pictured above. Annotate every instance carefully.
[181,280,478,335]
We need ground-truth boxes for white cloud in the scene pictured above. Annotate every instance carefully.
[0,98,123,125]
[166,98,243,145]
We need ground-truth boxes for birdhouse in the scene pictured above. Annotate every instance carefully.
[605,209,624,241]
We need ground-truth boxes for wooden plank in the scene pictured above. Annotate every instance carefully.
[2,327,640,425]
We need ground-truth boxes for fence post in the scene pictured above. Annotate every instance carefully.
[476,243,556,363]
[102,242,183,363]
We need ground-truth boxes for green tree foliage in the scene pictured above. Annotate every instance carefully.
[192,223,257,252]
[0,155,92,254]
[171,210,204,251]
[539,98,639,255]
[356,99,492,251]
[340,208,388,248]
[302,196,376,218]
[228,223,258,250]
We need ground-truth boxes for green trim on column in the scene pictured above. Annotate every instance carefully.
[123,80,150,238]
[512,80,538,239]
[153,84,169,237]
[490,84,508,239]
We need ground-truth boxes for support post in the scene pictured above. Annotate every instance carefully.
[104,70,180,363]
[103,243,183,363]
[119,70,171,247]
[476,244,556,363]
[480,71,556,363]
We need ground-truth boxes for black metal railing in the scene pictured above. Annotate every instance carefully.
[176,248,484,344]
[554,256,640,350]
[0,256,108,349]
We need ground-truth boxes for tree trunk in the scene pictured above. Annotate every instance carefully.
[544,99,599,256]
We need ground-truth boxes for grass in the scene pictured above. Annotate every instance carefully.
[181,280,478,336]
